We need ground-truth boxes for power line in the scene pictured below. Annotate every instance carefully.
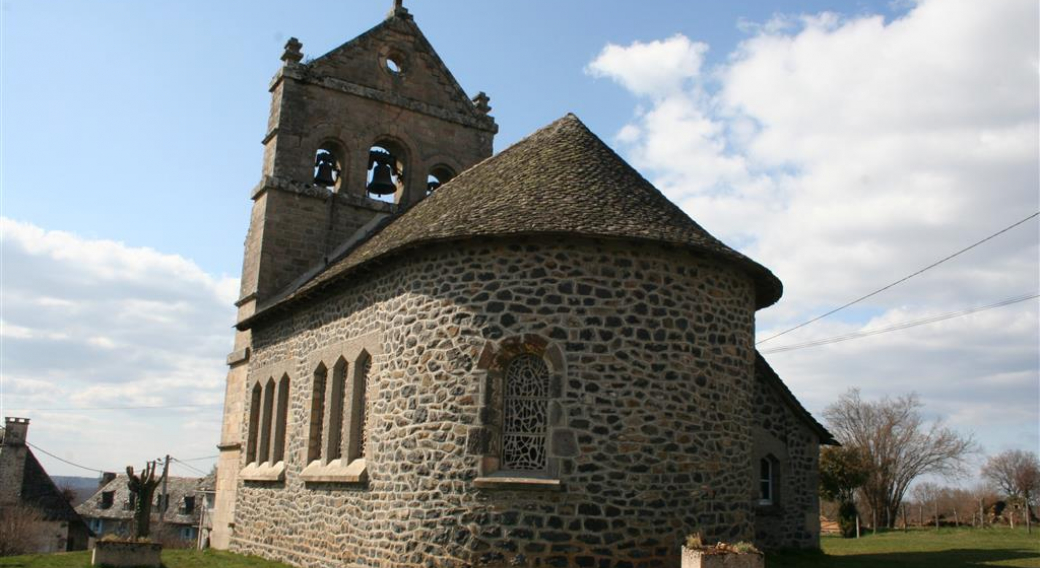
[4,403,222,412]
[177,454,219,462]
[756,211,1040,345]
[760,292,1038,355]
[169,457,209,477]
[26,441,105,474]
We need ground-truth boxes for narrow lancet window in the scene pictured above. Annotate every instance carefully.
[327,358,348,461]
[247,383,262,464]
[350,352,372,460]
[308,364,328,464]
[273,375,290,463]
[760,458,774,505]
[502,354,550,471]
[258,379,275,463]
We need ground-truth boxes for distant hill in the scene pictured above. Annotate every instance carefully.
[52,475,102,507]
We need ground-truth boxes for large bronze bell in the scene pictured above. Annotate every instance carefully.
[367,154,398,196]
[314,151,338,187]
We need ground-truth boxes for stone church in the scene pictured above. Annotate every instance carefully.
[211,4,836,567]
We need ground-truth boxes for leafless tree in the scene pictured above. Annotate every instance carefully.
[0,505,45,557]
[823,389,978,528]
[59,484,77,504]
[982,450,1039,514]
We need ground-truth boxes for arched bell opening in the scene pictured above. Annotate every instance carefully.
[426,165,456,196]
[313,142,346,191]
[366,140,407,203]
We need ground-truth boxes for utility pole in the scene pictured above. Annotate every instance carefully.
[159,455,171,528]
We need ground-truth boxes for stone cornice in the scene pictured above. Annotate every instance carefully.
[278,65,497,134]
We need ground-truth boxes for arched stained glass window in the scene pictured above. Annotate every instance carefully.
[502,354,549,471]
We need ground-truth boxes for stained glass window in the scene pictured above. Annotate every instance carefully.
[502,354,549,471]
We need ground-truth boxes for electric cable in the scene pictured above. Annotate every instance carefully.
[25,441,105,474]
[169,458,209,477]
[760,292,1038,354]
[756,211,1040,345]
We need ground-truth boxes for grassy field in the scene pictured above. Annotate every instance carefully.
[1,528,1037,568]
[0,550,284,568]
[771,527,1040,568]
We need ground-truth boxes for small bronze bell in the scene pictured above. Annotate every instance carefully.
[314,151,338,187]
[367,151,398,196]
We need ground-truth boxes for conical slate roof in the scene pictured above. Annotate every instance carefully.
[245,114,781,327]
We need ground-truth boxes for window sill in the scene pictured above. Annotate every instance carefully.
[240,461,285,482]
[755,502,783,516]
[473,475,561,491]
[300,458,367,484]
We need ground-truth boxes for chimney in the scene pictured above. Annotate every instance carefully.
[2,417,30,446]
[100,471,117,489]
[0,417,31,506]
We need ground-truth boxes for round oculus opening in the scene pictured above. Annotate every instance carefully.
[386,56,402,75]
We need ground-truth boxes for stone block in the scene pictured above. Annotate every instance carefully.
[92,541,162,568]
[681,547,764,568]
[549,429,578,458]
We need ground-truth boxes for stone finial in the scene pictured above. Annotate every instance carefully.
[473,92,492,115]
[281,37,303,65]
[388,0,411,20]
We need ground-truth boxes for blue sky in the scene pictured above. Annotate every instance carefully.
[3,0,904,276]
[2,0,1037,480]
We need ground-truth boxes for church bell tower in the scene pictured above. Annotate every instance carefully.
[210,3,496,548]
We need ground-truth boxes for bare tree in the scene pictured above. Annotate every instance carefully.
[0,505,45,557]
[823,389,977,528]
[59,484,77,504]
[982,450,1039,516]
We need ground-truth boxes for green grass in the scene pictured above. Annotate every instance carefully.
[0,550,289,568]
[1,529,1037,568]
[770,527,1040,568]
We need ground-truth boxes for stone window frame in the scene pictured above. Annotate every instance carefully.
[299,332,381,485]
[240,359,294,483]
[753,427,788,513]
[471,334,570,491]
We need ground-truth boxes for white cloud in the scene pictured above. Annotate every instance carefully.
[1,218,236,476]
[586,34,709,97]
[589,0,1039,457]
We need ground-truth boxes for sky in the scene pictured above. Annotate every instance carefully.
[1,0,1037,481]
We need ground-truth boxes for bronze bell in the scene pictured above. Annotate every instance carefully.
[314,152,338,187]
[367,161,397,195]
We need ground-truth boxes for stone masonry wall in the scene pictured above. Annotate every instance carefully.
[751,377,821,549]
[230,237,758,567]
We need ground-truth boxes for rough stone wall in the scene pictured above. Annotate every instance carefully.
[751,377,821,549]
[230,237,758,568]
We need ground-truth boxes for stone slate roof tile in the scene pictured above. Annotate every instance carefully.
[75,474,205,526]
[20,451,88,524]
[243,114,782,328]
[755,352,838,445]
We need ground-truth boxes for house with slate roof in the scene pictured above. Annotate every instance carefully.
[0,418,90,553]
[210,3,836,566]
[76,472,213,546]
